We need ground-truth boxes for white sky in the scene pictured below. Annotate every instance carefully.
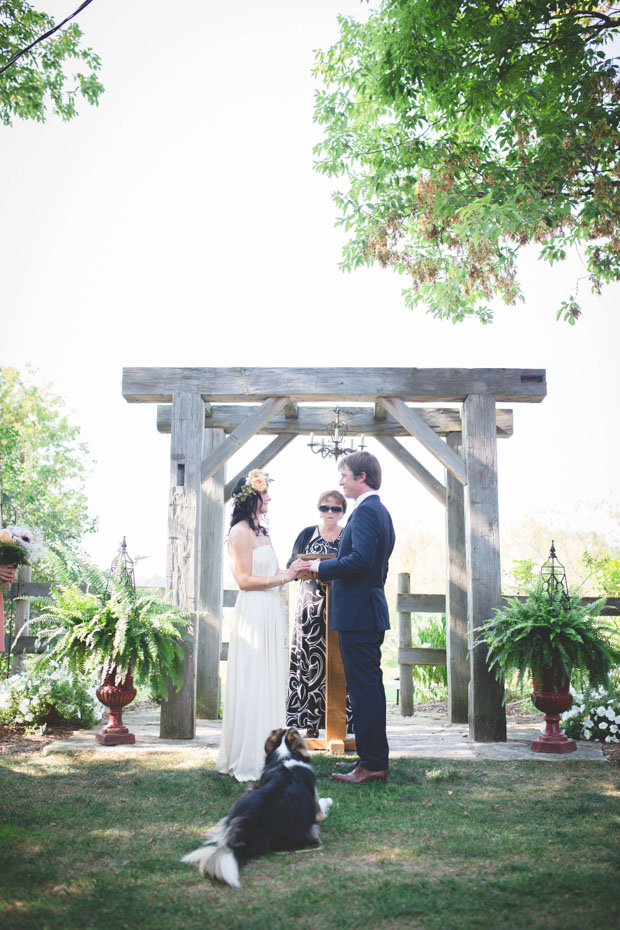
[1,0,619,582]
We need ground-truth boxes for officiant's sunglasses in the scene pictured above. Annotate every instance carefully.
[318,505,343,513]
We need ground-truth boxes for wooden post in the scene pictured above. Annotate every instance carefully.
[196,427,225,719]
[10,565,31,672]
[463,394,506,741]
[398,572,414,716]
[160,392,204,739]
[445,432,469,724]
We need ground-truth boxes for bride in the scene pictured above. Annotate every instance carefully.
[217,469,303,782]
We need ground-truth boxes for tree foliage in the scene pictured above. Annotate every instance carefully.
[0,366,96,548]
[0,0,103,125]
[313,0,620,323]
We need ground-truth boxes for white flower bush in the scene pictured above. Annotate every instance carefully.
[562,680,620,744]
[0,656,102,732]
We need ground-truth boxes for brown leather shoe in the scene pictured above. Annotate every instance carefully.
[331,766,388,784]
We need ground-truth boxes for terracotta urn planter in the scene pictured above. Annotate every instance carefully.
[95,669,137,745]
[530,665,576,754]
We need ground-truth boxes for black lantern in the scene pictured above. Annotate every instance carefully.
[109,537,136,595]
[540,540,569,599]
[308,408,367,460]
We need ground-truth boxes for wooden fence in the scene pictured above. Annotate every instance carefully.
[397,570,620,718]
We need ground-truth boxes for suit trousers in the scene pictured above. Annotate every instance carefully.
[338,630,389,771]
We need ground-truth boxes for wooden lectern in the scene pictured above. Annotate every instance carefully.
[296,555,356,755]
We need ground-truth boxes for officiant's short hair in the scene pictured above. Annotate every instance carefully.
[341,451,382,490]
[318,489,347,513]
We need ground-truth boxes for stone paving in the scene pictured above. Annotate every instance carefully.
[43,706,606,762]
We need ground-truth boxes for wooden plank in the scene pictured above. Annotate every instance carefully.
[325,585,348,743]
[196,427,225,719]
[160,392,204,740]
[381,396,468,485]
[224,434,297,502]
[200,397,288,483]
[463,393,506,742]
[123,367,547,403]
[157,404,514,437]
[445,432,469,724]
[398,647,447,667]
[398,573,414,717]
[397,593,447,613]
[375,435,446,505]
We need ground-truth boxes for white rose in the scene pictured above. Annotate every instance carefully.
[605,736,612,743]
[610,725,618,733]
[18,698,30,714]
[616,714,620,724]
[585,731,592,739]
[606,707,616,720]
[584,719,594,728]
[599,721,608,730]
[596,706,607,716]
[24,712,34,722]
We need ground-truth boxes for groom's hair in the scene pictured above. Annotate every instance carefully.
[341,451,382,490]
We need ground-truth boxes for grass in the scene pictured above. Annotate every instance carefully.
[0,750,619,930]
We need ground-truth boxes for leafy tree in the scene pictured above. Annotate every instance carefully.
[0,0,103,125]
[313,0,620,323]
[0,365,96,549]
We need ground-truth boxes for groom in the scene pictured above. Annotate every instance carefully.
[294,451,395,784]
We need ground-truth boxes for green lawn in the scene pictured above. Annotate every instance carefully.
[1,750,618,930]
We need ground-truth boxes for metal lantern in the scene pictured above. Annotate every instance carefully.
[539,540,569,599]
[308,408,367,460]
[109,537,136,594]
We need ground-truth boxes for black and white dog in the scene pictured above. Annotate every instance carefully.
[182,728,332,888]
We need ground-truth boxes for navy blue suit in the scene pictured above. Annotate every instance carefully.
[318,494,395,771]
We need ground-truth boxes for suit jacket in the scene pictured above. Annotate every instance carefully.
[317,494,395,633]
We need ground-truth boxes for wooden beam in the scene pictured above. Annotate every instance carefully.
[381,396,467,486]
[463,393,506,742]
[160,392,204,739]
[398,647,447,666]
[196,427,225,719]
[445,431,469,724]
[224,434,297,502]
[375,435,446,505]
[156,403,514,438]
[123,367,547,403]
[398,573,414,717]
[374,400,387,420]
[397,593,447,613]
[200,397,288,484]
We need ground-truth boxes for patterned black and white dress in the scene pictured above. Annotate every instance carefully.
[286,527,353,736]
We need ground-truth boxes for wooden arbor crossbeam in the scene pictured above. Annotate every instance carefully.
[123,366,546,403]
[122,366,547,744]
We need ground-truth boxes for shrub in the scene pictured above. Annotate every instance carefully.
[0,656,102,731]
[561,677,620,744]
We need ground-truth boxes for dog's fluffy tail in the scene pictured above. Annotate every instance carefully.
[182,819,241,888]
[181,844,240,888]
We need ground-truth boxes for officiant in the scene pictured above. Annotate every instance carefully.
[286,490,353,738]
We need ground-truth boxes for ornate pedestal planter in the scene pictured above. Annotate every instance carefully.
[95,670,136,745]
[531,667,576,754]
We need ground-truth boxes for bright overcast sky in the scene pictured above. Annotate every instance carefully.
[2,0,619,581]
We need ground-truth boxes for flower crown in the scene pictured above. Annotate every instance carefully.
[233,469,272,506]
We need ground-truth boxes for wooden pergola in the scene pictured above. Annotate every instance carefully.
[122,367,547,743]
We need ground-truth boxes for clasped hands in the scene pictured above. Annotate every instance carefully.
[291,558,321,579]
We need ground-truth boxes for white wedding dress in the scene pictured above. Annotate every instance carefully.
[216,544,286,781]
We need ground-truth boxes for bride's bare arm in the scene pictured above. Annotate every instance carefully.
[229,524,300,591]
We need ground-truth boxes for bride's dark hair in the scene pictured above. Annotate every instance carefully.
[229,476,268,536]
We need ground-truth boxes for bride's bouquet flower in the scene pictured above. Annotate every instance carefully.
[0,525,47,567]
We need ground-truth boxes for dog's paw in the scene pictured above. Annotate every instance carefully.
[319,797,333,819]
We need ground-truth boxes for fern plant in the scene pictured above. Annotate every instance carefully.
[27,547,191,699]
[477,581,620,690]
